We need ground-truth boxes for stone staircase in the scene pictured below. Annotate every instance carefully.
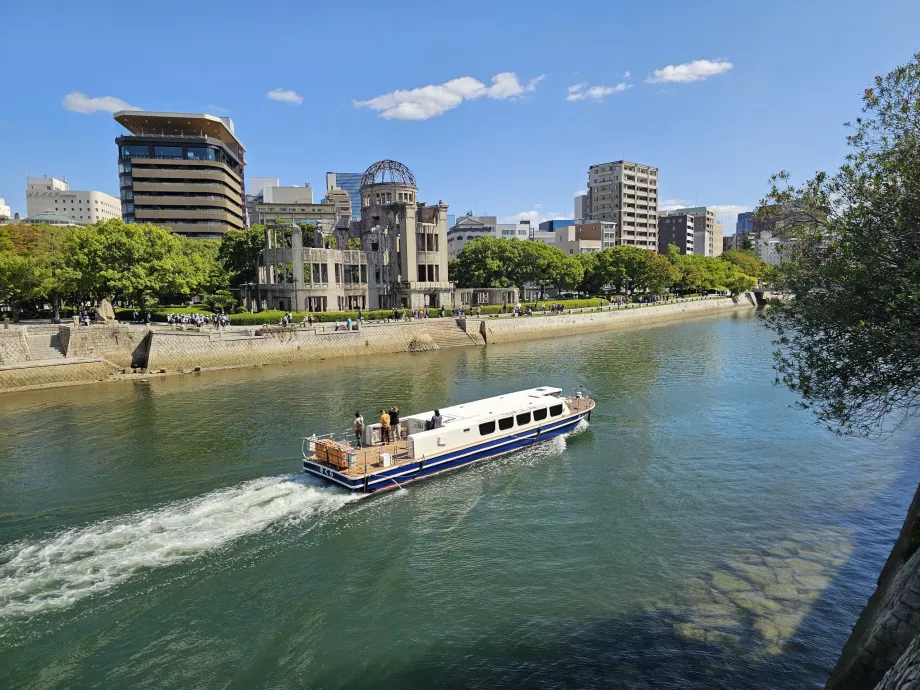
[26,330,66,361]
[424,319,484,348]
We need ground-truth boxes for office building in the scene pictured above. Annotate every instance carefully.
[554,221,617,255]
[736,211,754,233]
[657,214,695,255]
[447,213,456,229]
[322,188,352,223]
[25,176,120,224]
[574,194,589,223]
[114,111,246,239]
[0,197,10,219]
[248,177,279,197]
[325,172,363,221]
[587,160,658,250]
[538,219,575,233]
[660,206,722,257]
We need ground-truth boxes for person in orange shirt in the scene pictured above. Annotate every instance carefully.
[379,409,391,444]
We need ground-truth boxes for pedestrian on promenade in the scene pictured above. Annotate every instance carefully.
[379,409,391,444]
[353,412,364,448]
[390,406,401,440]
[347,317,352,331]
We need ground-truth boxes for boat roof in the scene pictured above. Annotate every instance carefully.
[403,387,564,427]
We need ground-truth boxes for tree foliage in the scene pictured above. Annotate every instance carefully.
[761,53,920,436]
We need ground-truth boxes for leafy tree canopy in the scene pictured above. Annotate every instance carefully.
[761,53,920,436]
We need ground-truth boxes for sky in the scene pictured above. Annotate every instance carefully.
[1,0,918,233]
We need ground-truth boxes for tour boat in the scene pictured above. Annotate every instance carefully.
[302,387,594,493]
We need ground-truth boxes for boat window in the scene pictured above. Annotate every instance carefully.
[498,416,514,431]
[549,404,564,417]
[516,412,531,425]
[463,428,470,432]
[533,408,548,421]
[479,421,495,435]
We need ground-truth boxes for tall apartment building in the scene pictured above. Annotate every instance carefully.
[659,206,722,257]
[114,111,246,239]
[657,214,695,255]
[587,160,658,250]
[574,194,589,223]
[25,176,120,224]
[325,172,363,221]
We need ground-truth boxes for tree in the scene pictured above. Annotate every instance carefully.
[218,225,265,288]
[61,219,200,308]
[761,54,920,438]
[451,237,518,288]
[0,253,48,321]
[721,249,771,280]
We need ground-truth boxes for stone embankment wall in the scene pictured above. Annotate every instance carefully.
[0,359,118,391]
[62,325,150,368]
[480,295,755,345]
[0,328,30,364]
[147,323,436,372]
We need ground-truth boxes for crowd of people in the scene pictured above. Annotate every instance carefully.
[166,312,231,329]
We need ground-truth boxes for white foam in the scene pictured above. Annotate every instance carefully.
[0,476,357,621]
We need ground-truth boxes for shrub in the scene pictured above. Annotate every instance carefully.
[233,306,249,314]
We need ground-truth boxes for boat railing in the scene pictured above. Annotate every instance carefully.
[565,395,594,413]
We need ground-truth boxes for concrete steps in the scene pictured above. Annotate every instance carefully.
[27,333,66,361]
[424,320,483,348]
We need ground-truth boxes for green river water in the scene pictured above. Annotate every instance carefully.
[0,311,917,689]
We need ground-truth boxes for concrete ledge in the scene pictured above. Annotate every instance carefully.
[0,359,119,393]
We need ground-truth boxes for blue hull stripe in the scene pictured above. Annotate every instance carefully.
[303,412,587,493]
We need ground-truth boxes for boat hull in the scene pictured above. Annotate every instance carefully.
[303,410,590,493]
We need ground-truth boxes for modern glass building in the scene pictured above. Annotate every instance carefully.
[325,172,363,220]
[538,219,575,232]
[114,111,246,239]
[736,211,754,232]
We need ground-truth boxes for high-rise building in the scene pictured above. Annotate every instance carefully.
[114,111,246,239]
[587,160,658,250]
[736,211,754,233]
[325,172,363,221]
[657,214,695,255]
[0,197,10,219]
[447,213,456,229]
[25,176,120,224]
[659,206,721,257]
[574,194,589,223]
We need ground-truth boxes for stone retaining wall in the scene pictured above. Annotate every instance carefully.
[147,323,436,371]
[479,296,756,345]
[63,325,150,368]
[0,359,118,392]
[0,328,30,364]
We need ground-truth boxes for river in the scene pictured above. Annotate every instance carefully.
[0,311,916,689]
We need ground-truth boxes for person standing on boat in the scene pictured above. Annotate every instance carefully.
[389,406,401,440]
[430,409,443,429]
[379,409,391,444]
[353,412,364,448]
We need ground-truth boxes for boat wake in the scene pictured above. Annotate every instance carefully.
[0,475,357,622]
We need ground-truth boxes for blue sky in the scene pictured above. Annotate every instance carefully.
[1,0,917,232]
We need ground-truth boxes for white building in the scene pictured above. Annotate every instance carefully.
[446,215,528,259]
[25,176,120,224]
[693,228,712,257]
[0,197,10,219]
[248,177,280,197]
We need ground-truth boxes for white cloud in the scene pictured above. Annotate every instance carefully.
[574,190,587,197]
[646,59,732,84]
[62,92,140,114]
[623,71,631,79]
[208,104,230,114]
[503,208,572,225]
[711,204,749,228]
[266,88,303,104]
[566,82,631,102]
[355,72,544,120]
[659,199,694,211]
